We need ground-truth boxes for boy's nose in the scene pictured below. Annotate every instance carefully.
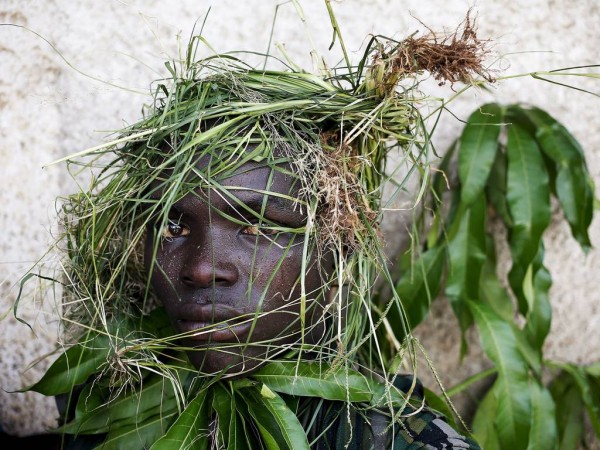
[179,234,239,288]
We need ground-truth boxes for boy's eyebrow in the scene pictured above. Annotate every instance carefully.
[224,191,298,217]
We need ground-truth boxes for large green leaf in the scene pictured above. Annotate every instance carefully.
[241,384,310,450]
[554,362,600,436]
[458,103,503,206]
[150,389,210,450]
[100,409,179,450]
[526,380,558,450]
[445,196,487,334]
[394,245,445,330]
[212,384,250,450]
[471,388,501,450]
[505,121,550,310]
[446,198,487,300]
[468,301,531,450]
[26,332,112,396]
[26,308,173,398]
[523,249,552,352]
[519,106,594,250]
[479,236,513,322]
[252,361,371,402]
[485,146,512,226]
[549,372,585,450]
[61,373,181,434]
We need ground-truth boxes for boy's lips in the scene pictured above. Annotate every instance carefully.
[175,303,257,343]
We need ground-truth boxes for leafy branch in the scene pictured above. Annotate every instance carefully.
[393,102,598,449]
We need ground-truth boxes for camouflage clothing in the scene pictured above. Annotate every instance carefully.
[307,376,482,450]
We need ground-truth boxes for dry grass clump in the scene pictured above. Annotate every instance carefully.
[316,130,379,253]
[369,10,495,92]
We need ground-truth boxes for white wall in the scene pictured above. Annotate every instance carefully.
[0,0,598,436]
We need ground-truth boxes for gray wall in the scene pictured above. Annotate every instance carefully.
[0,0,598,436]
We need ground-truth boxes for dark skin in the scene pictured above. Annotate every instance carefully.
[145,157,334,377]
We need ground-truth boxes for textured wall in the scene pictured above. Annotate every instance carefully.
[0,0,598,437]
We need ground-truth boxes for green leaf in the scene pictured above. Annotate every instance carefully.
[61,372,181,434]
[485,145,512,226]
[212,384,250,450]
[519,106,594,250]
[471,388,501,450]
[26,331,112,396]
[505,121,551,310]
[468,301,531,450]
[524,254,552,352]
[252,361,371,402]
[458,103,503,206]
[446,198,487,300]
[479,235,513,321]
[445,196,487,335]
[212,385,232,448]
[549,372,585,450]
[526,381,558,450]
[241,384,310,450]
[394,245,445,330]
[100,409,179,450]
[586,362,600,378]
[150,389,210,450]
[555,363,600,436]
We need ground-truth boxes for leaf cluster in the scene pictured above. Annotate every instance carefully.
[392,102,598,449]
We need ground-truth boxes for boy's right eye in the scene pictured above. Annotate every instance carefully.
[160,220,190,239]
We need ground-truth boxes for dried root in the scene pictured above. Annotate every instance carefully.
[368,9,495,93]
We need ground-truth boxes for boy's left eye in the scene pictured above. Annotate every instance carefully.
[241,224,279,236]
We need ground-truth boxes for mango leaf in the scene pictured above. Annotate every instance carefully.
[445,196,487,335]
[468,301,531,450]
[586,361,600,378]
[252,361,371,402]
[212,385,232,448]
[25,331,112,396]
[100,409,179,450]
[394,245,445,330]
[212,384,250,450]
[458,103,503,206]
[512,323,542,377]
[150,389,210,450]
[241,384,310,450]
[524,250,552,352]
[549,373,585,450]
[519,106,594,250]
[505,121,550,310]
[526,380,558,450]
[479,236,513,322]
[485,145,513,226]
[554,362,600,436]
[471,388,501,450]
[61,373,181,434]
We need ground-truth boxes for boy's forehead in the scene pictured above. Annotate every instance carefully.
[147,155,302,201]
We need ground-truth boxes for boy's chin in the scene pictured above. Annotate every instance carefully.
[186,347,281,379]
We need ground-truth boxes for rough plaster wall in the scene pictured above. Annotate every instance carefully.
[0,0,597,438]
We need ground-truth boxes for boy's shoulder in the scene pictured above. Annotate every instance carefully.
[312,374,482,450]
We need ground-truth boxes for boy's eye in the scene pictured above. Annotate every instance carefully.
[161,220,190,238]
[241,223,279,236]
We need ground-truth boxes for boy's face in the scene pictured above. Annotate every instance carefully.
[144,157,332,377]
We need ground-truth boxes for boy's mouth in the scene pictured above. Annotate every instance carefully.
[175,303,258,342]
